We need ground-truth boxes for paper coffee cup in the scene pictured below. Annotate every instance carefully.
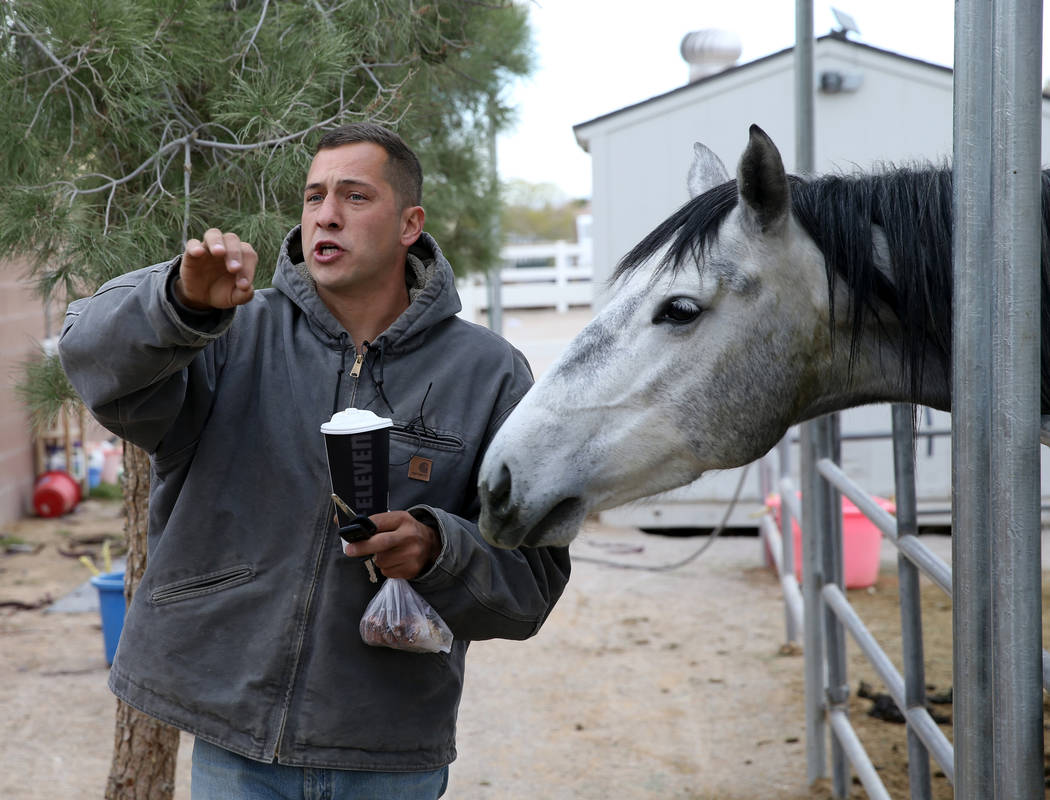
[321,408,393,524]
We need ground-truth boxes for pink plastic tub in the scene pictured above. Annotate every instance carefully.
[766,493,895,589]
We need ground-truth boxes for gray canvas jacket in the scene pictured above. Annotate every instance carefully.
[58,227,570,770]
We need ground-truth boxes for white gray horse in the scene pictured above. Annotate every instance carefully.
[478,124,1050,548]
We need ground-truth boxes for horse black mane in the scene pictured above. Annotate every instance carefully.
[614,167,1050,411]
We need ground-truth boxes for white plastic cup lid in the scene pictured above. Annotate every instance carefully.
[320,407,393,435]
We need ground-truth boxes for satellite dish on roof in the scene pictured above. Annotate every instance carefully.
[831,7,861,37]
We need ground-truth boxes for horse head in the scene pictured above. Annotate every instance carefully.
[478,125,937,549]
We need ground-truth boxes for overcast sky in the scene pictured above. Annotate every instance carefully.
[497,1,1046,199]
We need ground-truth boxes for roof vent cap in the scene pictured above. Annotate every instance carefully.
[680,29,742,82]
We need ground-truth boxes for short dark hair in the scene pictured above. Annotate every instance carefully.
[315,123,423,208]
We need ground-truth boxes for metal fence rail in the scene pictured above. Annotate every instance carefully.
[815,459,951,595]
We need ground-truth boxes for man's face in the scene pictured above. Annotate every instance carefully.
[301,142,418,296]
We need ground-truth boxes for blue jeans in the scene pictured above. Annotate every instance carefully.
[191,737,449,800]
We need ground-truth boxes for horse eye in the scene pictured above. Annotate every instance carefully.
[653,297,703,325]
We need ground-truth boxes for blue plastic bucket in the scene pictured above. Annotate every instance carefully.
[90,571,126,665]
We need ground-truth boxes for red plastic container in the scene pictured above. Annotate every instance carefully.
[32,470,81,518]
[766,493,895,589]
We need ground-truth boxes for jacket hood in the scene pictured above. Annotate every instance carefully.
[272,226,462,354]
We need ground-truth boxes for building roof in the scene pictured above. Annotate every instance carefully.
[572,33,953,146]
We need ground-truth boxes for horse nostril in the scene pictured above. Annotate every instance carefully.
[484,464,512,511]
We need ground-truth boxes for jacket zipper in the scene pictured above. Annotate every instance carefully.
[277,343,366,755]
[277,336,359,756]
[348,349,365,408]
[273,505,331,760]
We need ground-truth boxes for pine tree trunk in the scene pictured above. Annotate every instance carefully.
[105,442,180,800]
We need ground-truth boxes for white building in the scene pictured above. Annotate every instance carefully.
[572,32,1050,530]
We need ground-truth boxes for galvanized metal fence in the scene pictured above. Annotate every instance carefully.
[759,411,949,799]
[759,404,1050,799]
[773,2,1046,796]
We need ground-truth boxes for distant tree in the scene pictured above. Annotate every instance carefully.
[501,178,588,243]
[503,178,571,209]
[0,2,532,798]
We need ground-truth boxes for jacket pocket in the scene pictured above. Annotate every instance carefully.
[388,426,471,510]
[149,564,255,606]
[390,426,464,453]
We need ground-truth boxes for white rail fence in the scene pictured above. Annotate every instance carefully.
[456,240,593,324]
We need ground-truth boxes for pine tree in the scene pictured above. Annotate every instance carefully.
[0,1,531,796]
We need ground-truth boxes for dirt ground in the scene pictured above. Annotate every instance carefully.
[5,497,1038,799]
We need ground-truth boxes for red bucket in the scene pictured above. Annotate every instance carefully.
[32,470,81,518]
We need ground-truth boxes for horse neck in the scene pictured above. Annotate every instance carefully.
[805,292,953,420]
[792,172,956,416]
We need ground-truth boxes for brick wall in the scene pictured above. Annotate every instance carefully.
[0,259,64,525]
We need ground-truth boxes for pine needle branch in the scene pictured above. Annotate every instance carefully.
[14,349,81,434]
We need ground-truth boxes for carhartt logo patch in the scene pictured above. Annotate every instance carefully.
[408,456,432,482]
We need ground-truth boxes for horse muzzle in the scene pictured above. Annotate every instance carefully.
[478,462,587,549]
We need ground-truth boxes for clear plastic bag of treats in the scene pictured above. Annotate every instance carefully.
[359,577,453,654]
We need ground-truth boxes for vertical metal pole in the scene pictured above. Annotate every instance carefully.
[891,405,933,800]
[820,417,849,799]
[487,93,504,336]
[759,449,775,574]
[794,0,814,177]
[486,272,503,336]
[951,0,995,795]
[778,438,798,642]
[759,452,773,568]
[990,0,1044,795]
[759,449,773,499]
[795,0,824,785]
[799,423,826,783]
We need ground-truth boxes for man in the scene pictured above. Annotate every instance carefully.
[59,123,570,798]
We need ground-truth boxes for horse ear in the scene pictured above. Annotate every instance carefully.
[687,142,730,198]
[736,124,789,235]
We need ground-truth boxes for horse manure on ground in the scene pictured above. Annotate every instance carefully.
[857,680,952,725]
